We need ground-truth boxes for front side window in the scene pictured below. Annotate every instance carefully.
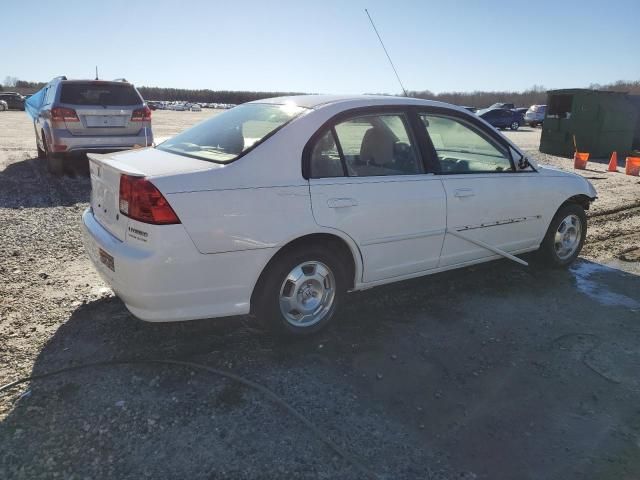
[159,103,307,163]
[310,113,422,178]
[420,114,512,174]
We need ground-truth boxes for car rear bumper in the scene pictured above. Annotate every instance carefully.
[525,115,544,124]
[81,208,273,322]
[50,128,154,153]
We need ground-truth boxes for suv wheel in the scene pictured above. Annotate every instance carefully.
[539,203,587,268]
[43,135,64,175]
[36,130,46,159]
[254,245,347,336]
[510,121,520,130]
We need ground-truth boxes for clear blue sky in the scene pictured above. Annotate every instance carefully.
[2,0,639,94]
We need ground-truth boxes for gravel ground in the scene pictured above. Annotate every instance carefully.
[1,110,639,480]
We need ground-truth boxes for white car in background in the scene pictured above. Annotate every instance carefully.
[190,103,202,112]
[82,95,597,335]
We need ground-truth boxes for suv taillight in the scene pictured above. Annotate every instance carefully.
[131,106,152,122]
[51,107,79,122]
[119,175,180,225]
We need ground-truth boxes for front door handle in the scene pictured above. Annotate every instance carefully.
[327,197,358,208]
[454,188,475,198]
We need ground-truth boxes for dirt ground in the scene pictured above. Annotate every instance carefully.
[1,109,639,480]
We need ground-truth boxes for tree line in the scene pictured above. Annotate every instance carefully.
[136,87,306,104]
[406,80,640,108]
[3,76,639,108]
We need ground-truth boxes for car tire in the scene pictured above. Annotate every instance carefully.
[538,203,587,268]
[43,136,64,175]
[510,121,520,130]
[36,129,46,159]
[254,244,347,336]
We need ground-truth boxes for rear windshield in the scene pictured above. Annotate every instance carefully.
[60,83,142,106]
[157,103,307,163]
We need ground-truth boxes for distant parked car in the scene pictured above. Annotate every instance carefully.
[488,102,515,110]
[190,104,202,112]
[0,100,7,111]
[525,104,546,127]
[32,76,153,174]
[173,103,188,111]
[0,92,26,110]
[477,108,524,130]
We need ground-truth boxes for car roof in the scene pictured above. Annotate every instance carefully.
[59,79,133,85]
[248,94,461,111]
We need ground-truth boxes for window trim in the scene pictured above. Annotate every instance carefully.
[302,106,427,179]
[413,106,519,174]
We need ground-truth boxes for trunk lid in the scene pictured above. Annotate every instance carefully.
[88,148,216,240]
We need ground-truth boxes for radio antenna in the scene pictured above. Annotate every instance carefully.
[95,66,99,80]
[365,8,408,97]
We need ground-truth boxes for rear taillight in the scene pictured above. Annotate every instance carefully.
[131,106,152,122]
[51,107,79,123]
[119,174,180,225]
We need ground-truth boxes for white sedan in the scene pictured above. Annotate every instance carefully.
[82,95,597,335]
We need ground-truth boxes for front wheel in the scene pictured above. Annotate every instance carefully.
[253,245,347,336]
[538,203,587,267]
[510,121,520,130]
[36,129,46,159]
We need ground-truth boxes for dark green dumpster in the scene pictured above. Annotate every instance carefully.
[540,89,639,158]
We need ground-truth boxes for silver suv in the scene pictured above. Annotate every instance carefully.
[33,76,153,173]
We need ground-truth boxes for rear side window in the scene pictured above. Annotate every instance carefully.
[310,113,422,178]
[60,83,141,106]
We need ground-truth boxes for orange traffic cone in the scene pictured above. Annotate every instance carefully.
[608,151,618,172]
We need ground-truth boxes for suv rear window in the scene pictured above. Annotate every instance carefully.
[60,83,141,106]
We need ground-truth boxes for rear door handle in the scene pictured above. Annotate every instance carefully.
[327,197,358,208]
[454,188,475,198]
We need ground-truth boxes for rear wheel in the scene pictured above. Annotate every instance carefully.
[510,121,520,130]
[539,203,587,267]
[43,135,64,175]
[254,245,347,336]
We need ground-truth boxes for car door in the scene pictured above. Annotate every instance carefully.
[306,109,447,283]
[417,111,546,267]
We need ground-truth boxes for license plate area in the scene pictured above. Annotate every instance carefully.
[85,115,127,127]
[99,248,115,271]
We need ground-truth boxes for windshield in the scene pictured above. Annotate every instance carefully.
[60,83,142,106]
[157,103,307,163]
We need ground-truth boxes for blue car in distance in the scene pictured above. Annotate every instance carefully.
[476,108,524,130]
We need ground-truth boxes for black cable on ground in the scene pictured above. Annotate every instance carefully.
[0,358,379,479]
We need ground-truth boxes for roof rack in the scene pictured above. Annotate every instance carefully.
[51,76,67,81]
[113,78,128,82]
